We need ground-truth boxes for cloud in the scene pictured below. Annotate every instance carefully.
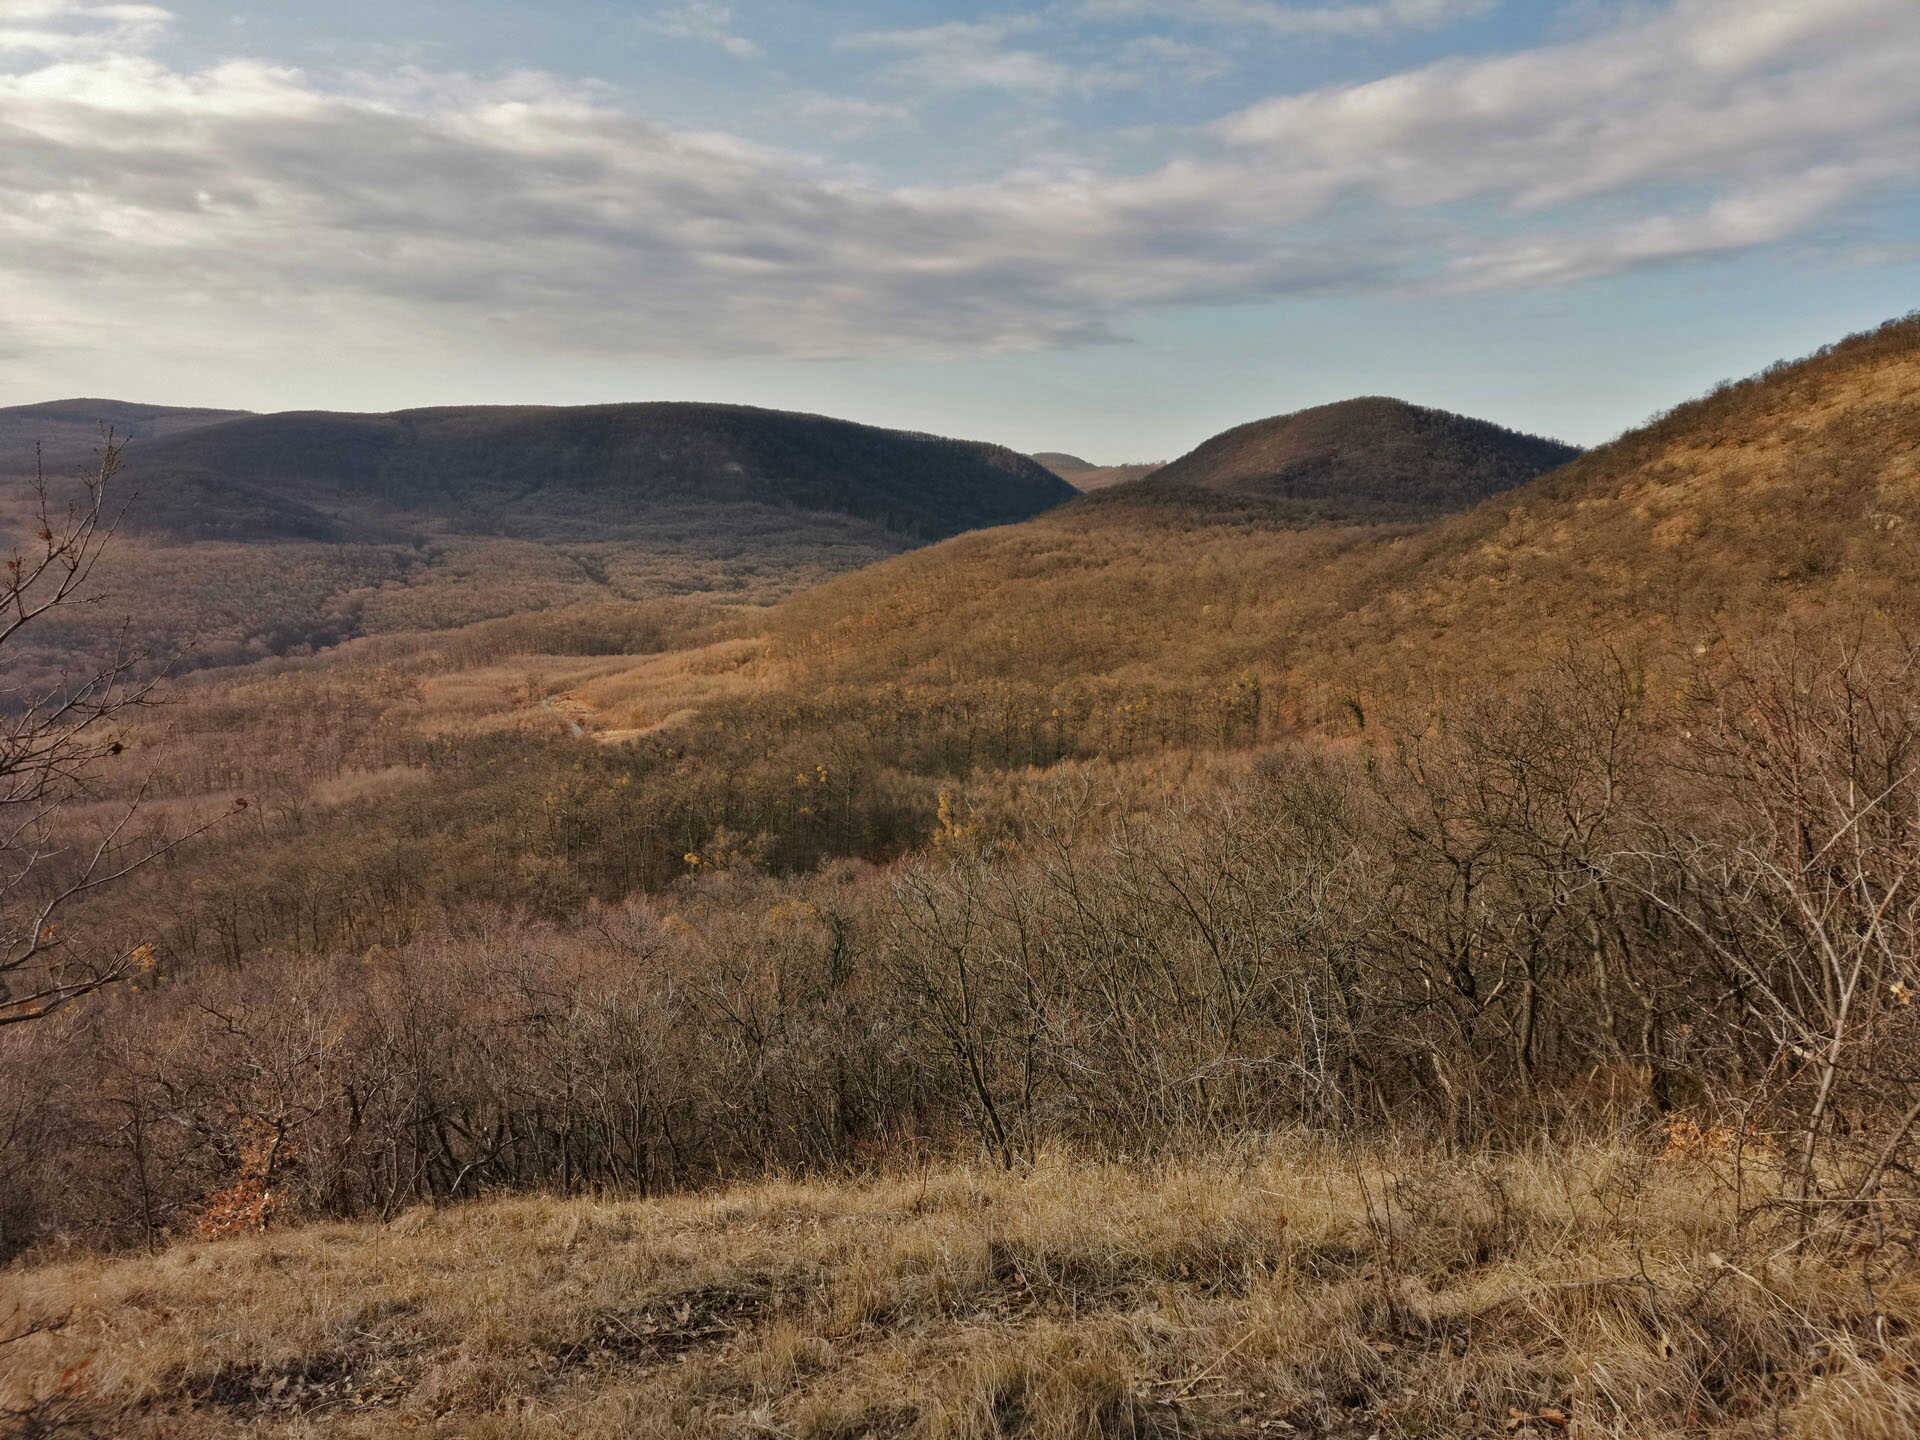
[1114,35,1232,82]
[1442,162,1896,291]
[839,18,1074,94]
[1216,0,1920,221]
[1083,0,1497,38]
[840,16,1184,97]
[0,0,1916,383]
[641,3,758,59]
[0,0,169,55]
[0,50,1401,368]
[792,93,916,141]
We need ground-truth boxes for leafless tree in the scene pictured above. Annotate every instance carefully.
[0,440,208,1024]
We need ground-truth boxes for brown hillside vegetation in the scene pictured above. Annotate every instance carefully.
[1,316,1908,989]
[14,634,1920,1438]
[1296,316,1920,707]
[1091,397,1578,522]
[753,394,1587,709]
[10,319,1920,1439]
[764,314,1920,728]
[10,319,1915,986]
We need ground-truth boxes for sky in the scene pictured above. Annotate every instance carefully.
[1,1,1917,460]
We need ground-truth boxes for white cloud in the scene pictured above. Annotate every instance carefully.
[0,49,1403,369]
[839,16,1183,97]
[0,0,1916,385]
[1114,35,1232,82]
[1083,0,1496,38]
[1217,0,1920,219]
[0,0,168,55]
[641,3,758,59]
[840,18,1075,93]
[793,93,916,141]
[1445,163,1897,291]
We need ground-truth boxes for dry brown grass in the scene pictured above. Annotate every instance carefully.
[6,1138,1916,1439]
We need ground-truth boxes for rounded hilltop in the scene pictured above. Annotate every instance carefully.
[1095,395,1580,521]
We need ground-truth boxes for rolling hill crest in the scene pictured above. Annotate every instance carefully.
[1089,396,1581,522]
[81,402,1079,544]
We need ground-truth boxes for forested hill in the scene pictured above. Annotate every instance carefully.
[1092,395,1579,521]
[0,400,1074,683]
[0,398,250,466]
[93,401,1077,542]
[1290,312,1920,700]
[753,315,1920,725]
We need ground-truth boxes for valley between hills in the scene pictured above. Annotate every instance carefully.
[5,314,1920,1439]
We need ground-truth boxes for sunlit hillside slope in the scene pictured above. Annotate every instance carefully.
[10,327,1920,1440]
[53,319,1917,975]
[11,314,1914,1038]
[758,314,1920,728]
[1293,315,1920,706]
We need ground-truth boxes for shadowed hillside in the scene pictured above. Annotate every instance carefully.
[121,403,1076,543]
[1029,450,1091,476]
[0,398,250,467]
[1091,396,1579,522]
[0,401,1075,686]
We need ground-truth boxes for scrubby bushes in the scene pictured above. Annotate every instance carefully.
[9,640,1920,1264]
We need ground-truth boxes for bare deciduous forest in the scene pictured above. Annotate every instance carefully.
[4,316,1920,1437]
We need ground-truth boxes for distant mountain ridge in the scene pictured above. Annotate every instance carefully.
[22,401,1076,543]
[1094,396,1579,521]
[0,398,1077,683]
[1030,451,1165,492]
[0,398,250,467]
[1031,452,1094,475]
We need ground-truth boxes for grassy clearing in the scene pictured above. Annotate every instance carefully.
[7,1137,1916,1438]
